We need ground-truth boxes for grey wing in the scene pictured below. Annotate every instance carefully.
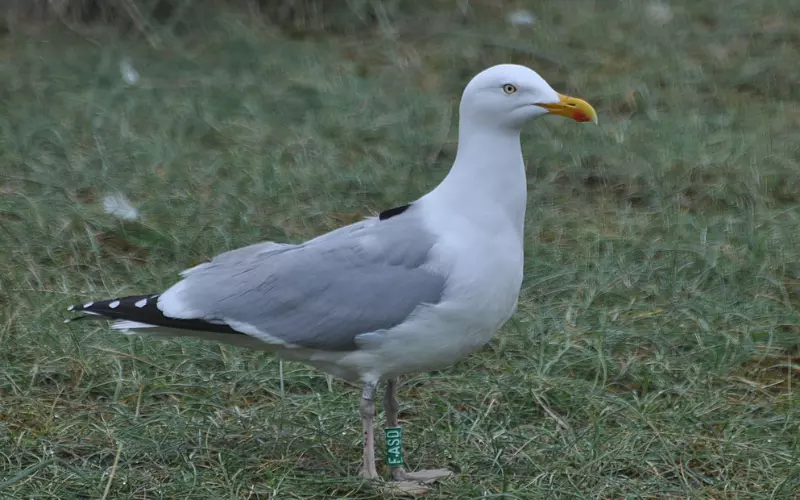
[157,215,445,351]
[178,240,294,277]
[178,217,377,278]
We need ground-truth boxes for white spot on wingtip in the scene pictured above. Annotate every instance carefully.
[63,319,71,323]
[67,305,75,311]
[83,302,94,308]
[109,300,121,309]
[135,299,147,308]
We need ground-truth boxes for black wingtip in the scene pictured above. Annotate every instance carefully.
[64,293,244,336]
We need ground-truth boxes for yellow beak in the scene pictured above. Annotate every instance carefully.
[538,93,598,124]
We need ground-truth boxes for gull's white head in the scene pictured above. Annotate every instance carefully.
[460,64,597,130]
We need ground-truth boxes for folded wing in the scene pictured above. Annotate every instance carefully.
[69,212,446,352]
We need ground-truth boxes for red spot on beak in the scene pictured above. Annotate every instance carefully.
[573,111,591,122]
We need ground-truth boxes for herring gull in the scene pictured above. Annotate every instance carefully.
[66,63,597,485]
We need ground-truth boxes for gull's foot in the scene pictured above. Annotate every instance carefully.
[386,481,434,496]
[382,468,453,496]
[391,467,453,482]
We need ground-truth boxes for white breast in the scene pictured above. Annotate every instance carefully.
[287,196,526,383]
[319,206,524,381]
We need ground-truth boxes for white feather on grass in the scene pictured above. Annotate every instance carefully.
[120,58,140,85]
[103,194,140,221]
[507,9,536,26]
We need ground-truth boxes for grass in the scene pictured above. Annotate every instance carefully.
[1,0,799,497]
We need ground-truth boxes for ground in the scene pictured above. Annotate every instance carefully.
[0,0,798,498]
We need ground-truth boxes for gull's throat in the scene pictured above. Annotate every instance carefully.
[427,124,528,237]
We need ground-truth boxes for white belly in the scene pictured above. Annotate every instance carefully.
[287,230,525,383]
[285,301,515,382]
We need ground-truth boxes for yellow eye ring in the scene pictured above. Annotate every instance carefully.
[503,83,518,95]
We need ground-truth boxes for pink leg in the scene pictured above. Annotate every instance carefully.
[359,381,379,479]
[384,378,452,483]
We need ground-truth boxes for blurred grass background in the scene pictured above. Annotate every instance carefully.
[0,0,798,498]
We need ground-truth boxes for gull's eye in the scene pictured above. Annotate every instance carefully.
[502,83,518,95]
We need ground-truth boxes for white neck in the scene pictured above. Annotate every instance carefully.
[424,120,528,238]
